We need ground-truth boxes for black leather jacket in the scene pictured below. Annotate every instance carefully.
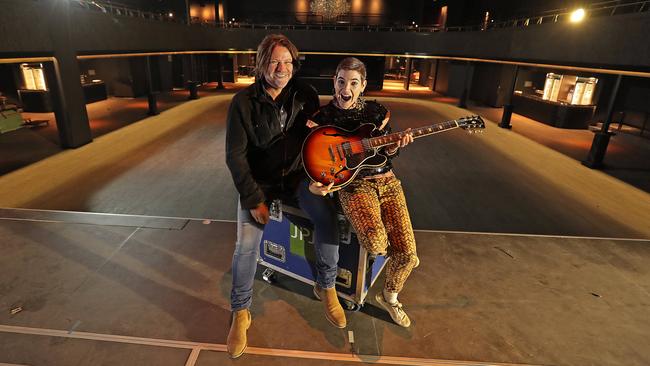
[226,78,319,209]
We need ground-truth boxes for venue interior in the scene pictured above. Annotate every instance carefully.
[1,1,649,365]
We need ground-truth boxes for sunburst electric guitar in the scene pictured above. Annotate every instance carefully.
[302,115,485,188]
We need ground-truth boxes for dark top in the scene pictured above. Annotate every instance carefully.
[311,99,397,178]
[226,78,319,209]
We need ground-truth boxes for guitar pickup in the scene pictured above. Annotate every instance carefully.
[342,142,352,157]
[328,145,335,162]
[336,144,345,161]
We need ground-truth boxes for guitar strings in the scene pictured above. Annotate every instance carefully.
[336,120,462,150]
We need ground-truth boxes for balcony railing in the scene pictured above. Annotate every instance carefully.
[481,0,650,31]
[71,0,182,23]
[70,0,650,33]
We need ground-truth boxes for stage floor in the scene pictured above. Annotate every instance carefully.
[1,208,648,366]
[0,93,649,365]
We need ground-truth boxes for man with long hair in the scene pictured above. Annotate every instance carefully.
[225,34,346,359]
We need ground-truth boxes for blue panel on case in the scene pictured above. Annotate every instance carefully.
[260,213,317,281]
[259,203,386,306]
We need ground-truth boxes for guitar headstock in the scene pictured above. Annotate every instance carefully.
[457,115,485,133]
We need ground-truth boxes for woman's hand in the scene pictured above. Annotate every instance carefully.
[309,181,339,196]
[387,128,414,153]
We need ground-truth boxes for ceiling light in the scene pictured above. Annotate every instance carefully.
[570,8,585,23]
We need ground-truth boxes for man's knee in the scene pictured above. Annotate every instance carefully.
[234,240,258,256]
[235,223,262,255]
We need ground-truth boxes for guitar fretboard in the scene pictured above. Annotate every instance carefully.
[367,120,460,148]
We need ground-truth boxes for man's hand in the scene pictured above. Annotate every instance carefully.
[250,202,270,224]
[309,181,339,196]
[387,128,414,154]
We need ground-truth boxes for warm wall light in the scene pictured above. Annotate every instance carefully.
[369,0,382,14]
[201,5,214,21]
[351,0,362,13]
[296,0,308,13]
[569,8,585,23]
[296,0,308,23]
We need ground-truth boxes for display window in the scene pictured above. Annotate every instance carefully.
[20,63,47,91]
[539,73,598,105]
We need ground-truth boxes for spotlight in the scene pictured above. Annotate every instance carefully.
[570,8,585,23]
[168,12,173,17]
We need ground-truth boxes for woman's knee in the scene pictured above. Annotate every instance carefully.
[403,252,420,269]
[358,227,388,255]
[408,253,420,268]
[391,251,419,269]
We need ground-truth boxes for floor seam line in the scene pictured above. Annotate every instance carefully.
[68,226,142,296]
[0,324,546,366]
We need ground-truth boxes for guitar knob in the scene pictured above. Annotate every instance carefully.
[330,167,335,174]
[320,172,326,178]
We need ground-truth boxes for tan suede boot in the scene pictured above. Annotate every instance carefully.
[227,309,251,359]
[313,285,347,328]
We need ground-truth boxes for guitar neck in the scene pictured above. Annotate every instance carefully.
[367,119,460,148]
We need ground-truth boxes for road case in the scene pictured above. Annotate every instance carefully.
[258,200,387,310]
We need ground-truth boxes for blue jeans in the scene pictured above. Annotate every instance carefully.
[230,178,340,311]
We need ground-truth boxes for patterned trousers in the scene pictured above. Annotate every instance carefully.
[338,175,418,293]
